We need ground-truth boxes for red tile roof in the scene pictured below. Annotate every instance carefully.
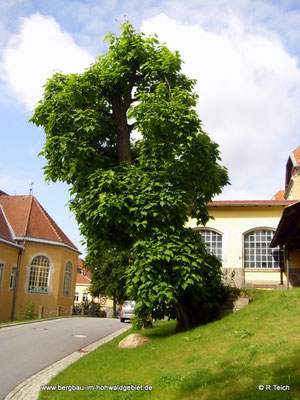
[273,190,285,200]
[0,195,78,251]
[0,190,8,196]
[76,258,92,284]
[76,273,91,284]
[78,258,92,279]
[0,207,14,243]
[292,146,300,164]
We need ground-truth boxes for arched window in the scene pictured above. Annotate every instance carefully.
[244,229,284,269]
[28,256,50,293]
[198,229,222,260]
[63,261,73,296]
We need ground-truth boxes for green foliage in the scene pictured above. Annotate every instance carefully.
[30,21,229,331]
[88,248,129,305]
[22,301,35,320]
[127,226,224,319]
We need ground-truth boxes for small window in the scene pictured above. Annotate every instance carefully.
[83,292,88,302]
[198,229,222,260]
[63,261,73,296]
[28,256,50,293]
[9,267,16,290]
[74,292,79,302]
[0,263,4,289]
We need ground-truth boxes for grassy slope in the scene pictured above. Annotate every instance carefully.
[39,289,300,400]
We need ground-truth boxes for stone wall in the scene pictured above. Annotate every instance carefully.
[222,267,300,289]
[222,268,245,288]
[219,292,251,318]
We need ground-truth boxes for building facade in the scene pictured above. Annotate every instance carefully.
[75,258,93,304]
[0,192,80,322]
[187,146,300,288]
[75,258,114,317]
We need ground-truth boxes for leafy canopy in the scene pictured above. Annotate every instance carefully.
[89,248,129,306]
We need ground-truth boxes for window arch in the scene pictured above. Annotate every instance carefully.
[244,229,284,269]
[198,229,222,260]
[28,256,50,293]
[63,261,73,296]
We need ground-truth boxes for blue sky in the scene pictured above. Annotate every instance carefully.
[0,0,300,256]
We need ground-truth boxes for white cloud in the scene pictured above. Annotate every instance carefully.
[0,13,94,111]
[141,13,300,199]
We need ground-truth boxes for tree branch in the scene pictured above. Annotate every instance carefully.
[164,76,173,99]
[123,67,137,111]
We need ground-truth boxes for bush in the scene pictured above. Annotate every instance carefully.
[23,302,35,320]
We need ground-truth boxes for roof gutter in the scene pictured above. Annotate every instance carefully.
[0,238,23,249]
[14,236,81,254]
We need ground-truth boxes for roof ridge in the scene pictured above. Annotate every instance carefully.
[2,195,31,198]
[23,196,34,236]
[0,205,15,242]
[32,196,63,243]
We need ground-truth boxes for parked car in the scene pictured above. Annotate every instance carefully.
[120,300,135,322]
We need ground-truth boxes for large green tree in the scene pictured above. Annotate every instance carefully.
[88,248,129,317]
[30,22,229,332]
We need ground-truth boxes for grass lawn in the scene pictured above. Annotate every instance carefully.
[39,289,300,400]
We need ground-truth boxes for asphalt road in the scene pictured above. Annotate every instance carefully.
[0,317,126,400]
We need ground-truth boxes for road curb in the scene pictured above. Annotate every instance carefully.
[4,324,132,400]
[0,317,70,329]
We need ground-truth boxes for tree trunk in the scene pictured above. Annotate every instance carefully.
[172,298,197,332]
[117,118,131,163]
[142,317,153,329]
[111,95,131,163]
[172,294,220,332]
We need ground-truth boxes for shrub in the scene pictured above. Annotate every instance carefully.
[23,302,35,320]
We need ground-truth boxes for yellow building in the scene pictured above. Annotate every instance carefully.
[0,191,80,322]
[187,146,300,289]
[270,201,300,282]
[75,258,93,304]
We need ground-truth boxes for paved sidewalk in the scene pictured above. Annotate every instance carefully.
[4,324,131,400]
